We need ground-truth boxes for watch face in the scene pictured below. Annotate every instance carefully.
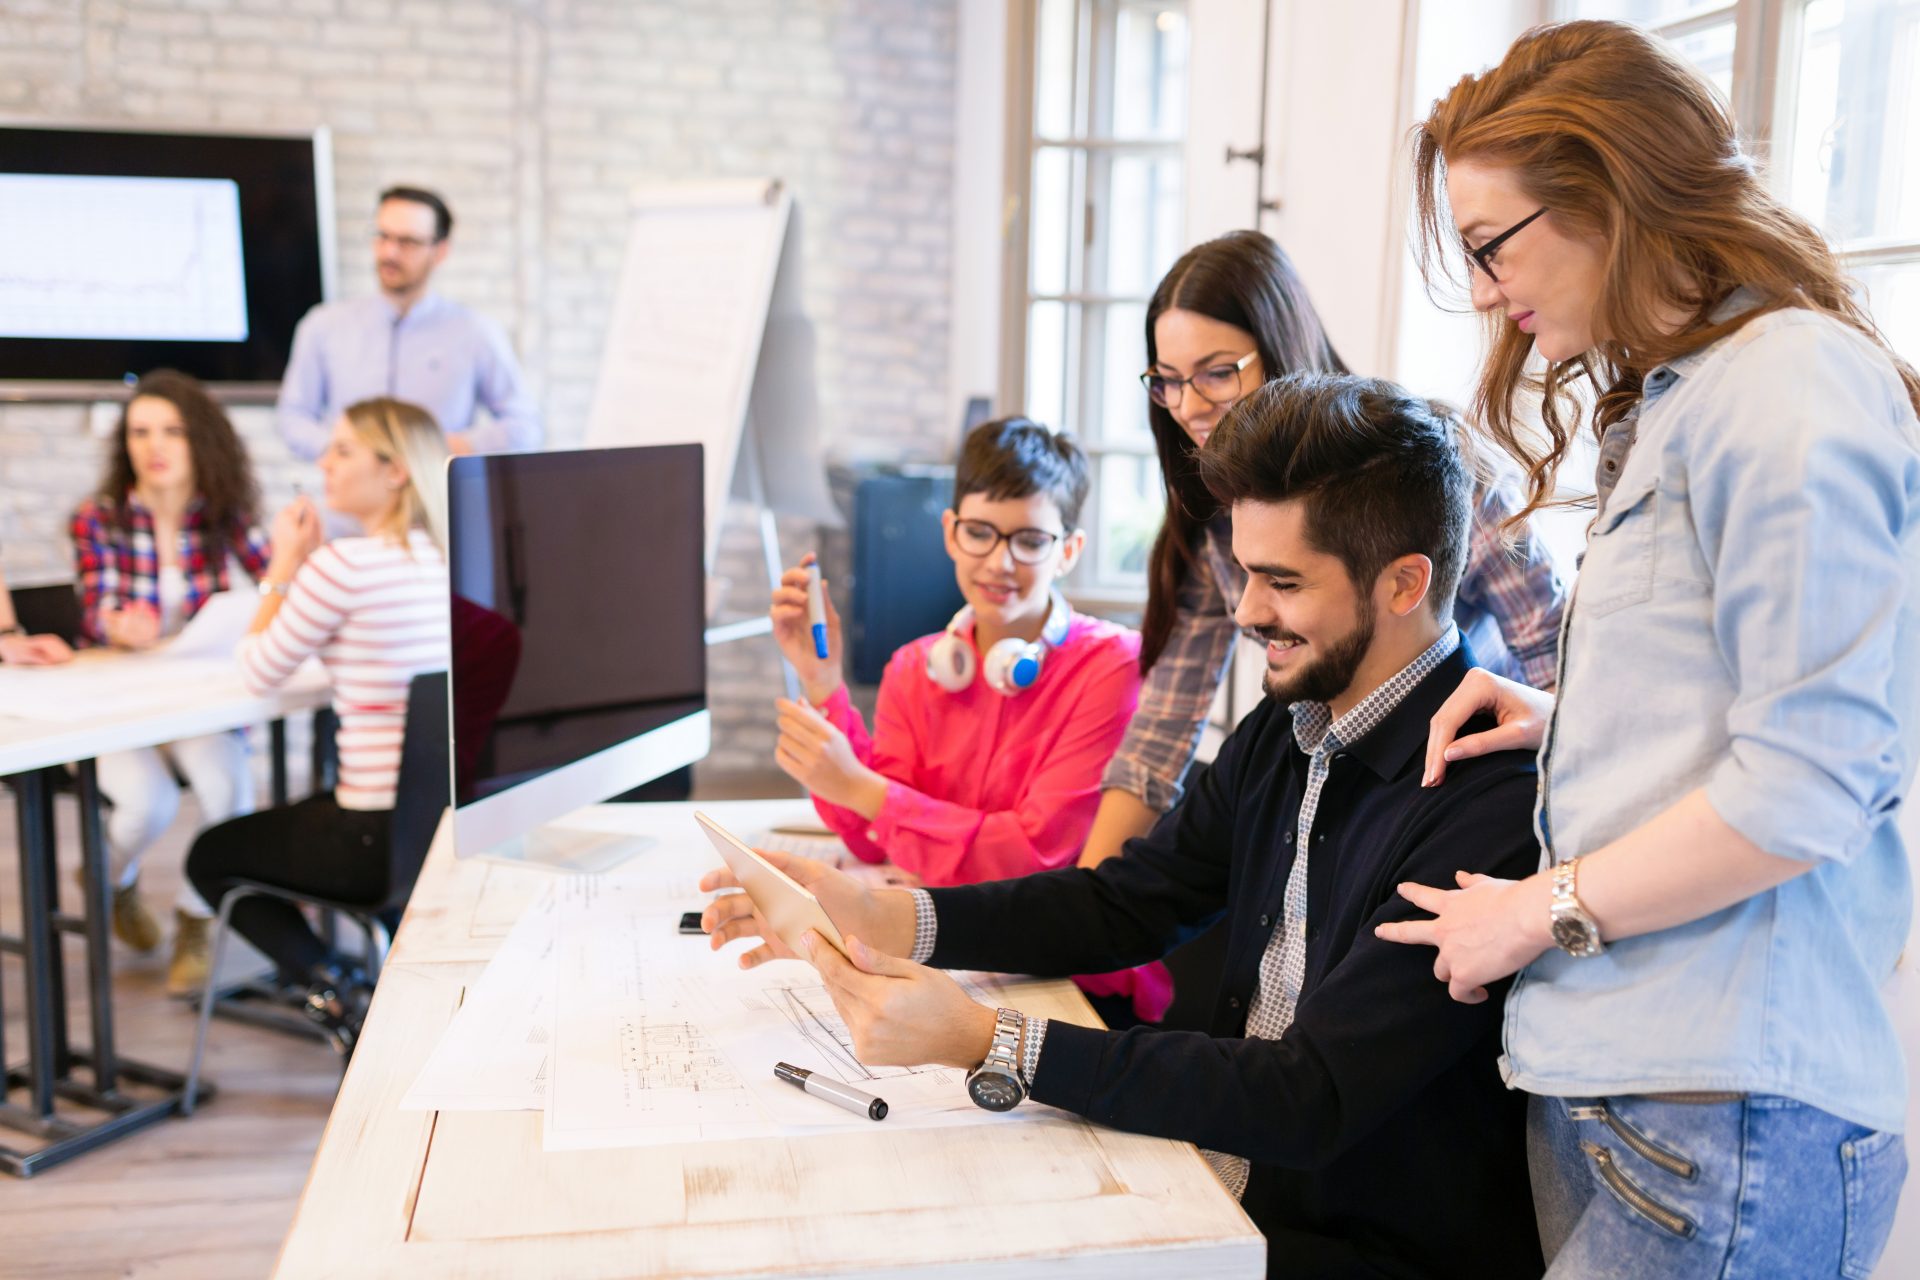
[1551,914,1602,956]
[967,1070,1022,1112]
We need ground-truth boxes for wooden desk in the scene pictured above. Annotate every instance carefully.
[0,653,330,1177]
[279,799,1264,1278]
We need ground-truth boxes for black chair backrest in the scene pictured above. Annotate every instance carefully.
[10,583,83,644]
[388,671,450,898]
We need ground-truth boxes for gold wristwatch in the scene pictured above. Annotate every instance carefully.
[1549,859,1604,958]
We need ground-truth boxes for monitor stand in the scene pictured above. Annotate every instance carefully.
[479,826,657,875]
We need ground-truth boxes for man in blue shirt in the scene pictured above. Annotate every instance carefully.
[276,186,541,459]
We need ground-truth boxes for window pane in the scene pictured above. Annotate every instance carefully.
[1099,301,1156,449]
[1092,452,1163,584]
[1110,3,1189,140]
[1669,17,1735,103]
[1030,146,1078,296]
[1784,0,1920,245]
[1035,0,1079,139]
[1099,151,1184,296]
[1028,300,1069,432]
[1563,0,1727,21]
[1855,258,1920,362]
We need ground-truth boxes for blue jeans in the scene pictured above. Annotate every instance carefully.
[1529,1092,1907,1278]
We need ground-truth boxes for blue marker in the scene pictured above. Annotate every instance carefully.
[805,562,829,660]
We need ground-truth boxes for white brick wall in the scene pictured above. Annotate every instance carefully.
[0,0,958,776]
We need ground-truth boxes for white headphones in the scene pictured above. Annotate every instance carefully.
[924,589,1073,697]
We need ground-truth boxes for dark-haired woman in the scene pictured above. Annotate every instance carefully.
[1077,230,1567,868]
[70,369,269,994]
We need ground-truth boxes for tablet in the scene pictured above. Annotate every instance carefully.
[694,811,849,960]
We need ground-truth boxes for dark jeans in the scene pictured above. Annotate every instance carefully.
[186,795,393,982]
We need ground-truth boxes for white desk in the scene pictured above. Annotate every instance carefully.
[278,799,1265,1278]
[0,652,330,1177]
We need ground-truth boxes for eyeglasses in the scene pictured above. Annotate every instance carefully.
[373,229,440,252]
[1464,207,1547,283]
[952,518,1064,566]
[1140,351,1258,409]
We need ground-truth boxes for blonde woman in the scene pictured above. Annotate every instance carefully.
[187,398,450,1056]
[1377,21,1920,1276]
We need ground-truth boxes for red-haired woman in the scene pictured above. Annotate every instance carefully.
[1383,21,1920,1276]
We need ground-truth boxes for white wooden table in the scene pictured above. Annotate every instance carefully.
[277,798,1265,1278]
[0,653,330,1177]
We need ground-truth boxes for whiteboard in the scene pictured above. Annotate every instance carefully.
[584,180,835,568]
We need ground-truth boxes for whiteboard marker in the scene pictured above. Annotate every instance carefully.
[805,562,829,660]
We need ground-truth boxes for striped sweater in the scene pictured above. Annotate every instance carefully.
[240,531,450,811]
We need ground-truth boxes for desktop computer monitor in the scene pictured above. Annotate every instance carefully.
[447,444,710,868]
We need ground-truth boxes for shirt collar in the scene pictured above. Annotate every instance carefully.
[1290,624,1462,767]
[1648,284,1767,393]
[378,290,441,323]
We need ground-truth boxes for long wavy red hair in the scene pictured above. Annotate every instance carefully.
[1413,19,1920,519]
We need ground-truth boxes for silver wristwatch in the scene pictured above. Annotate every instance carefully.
[966,1008,1027,1112]
[1549,859,1604,958]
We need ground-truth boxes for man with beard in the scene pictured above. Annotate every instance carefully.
[702,372,1544,1279]
[276,186,541,460]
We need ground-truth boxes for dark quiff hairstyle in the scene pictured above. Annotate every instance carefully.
[1413,19,1920,522]
[379,185,453,241]
[1141,230,1348,671]
[98,369,261,563]
[1194,372,1474,620]
[953,416,1090,531]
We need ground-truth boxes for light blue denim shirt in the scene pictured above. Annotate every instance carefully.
[275,292,542,461]
[1502,297,1920,1134]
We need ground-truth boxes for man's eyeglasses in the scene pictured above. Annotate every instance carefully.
[1140,350,1258,409]
[952,518,1064,566]
[1464,207,1547,283]
[373,230,440,252]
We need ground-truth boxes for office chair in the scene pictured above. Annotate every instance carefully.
[183,671,449,1112]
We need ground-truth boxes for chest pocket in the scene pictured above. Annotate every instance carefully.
[1578,471,1658,618]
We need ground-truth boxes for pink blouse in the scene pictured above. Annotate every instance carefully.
[811,612,1173,1022]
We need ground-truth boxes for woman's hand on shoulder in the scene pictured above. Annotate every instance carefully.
[1422,667,1555,787]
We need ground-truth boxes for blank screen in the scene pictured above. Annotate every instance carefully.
[448,445,706,807]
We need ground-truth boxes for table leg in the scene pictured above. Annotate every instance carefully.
[270,718,289,807]
[74,760,118,1097]
[11,770,59,1117]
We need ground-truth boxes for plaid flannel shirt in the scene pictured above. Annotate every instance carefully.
[70,493,270,646]
[1102,479,1565,813]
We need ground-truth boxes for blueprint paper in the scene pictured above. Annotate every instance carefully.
[540,873,1072,1152]
[400,886,559,1112]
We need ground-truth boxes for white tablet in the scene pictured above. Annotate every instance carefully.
[694,811,849,960]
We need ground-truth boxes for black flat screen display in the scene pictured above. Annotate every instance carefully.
[0,126,326,384]
[447,445,707,807]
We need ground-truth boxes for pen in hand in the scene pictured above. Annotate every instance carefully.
[805,562,829,661]
[774,1061,887,1120]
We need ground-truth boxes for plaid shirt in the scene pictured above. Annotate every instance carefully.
[70,493,270,646]
[1102,479,1566,812]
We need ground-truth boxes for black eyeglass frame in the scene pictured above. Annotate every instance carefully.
[1465,207,1548,282]
[950,518,1067,566]
[1139,350,1260,409]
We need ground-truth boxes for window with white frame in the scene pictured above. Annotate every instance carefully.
[1562,0,1920,360]
[1004,0,1191,596]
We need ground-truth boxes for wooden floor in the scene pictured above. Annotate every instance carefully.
[0,776,349,1280]
[0,766,802,1279]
